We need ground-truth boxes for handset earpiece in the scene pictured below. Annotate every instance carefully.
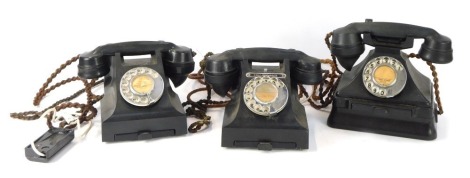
[78,52,110,79]
[204,53,238,96]
[419,35,453,64]
[163,46,195,87]
[293,56,322,85]
[330,26,365,71]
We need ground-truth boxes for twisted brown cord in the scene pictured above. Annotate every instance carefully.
[183,86,230,133]
[10,79,103,120]
[33,55,80,106]
[11,55,104,129]
[183,52,230,133]
[188,52,213,85]
[299,59,341,109]
[297,32,343,110]
[408,53,444,115]
[41,77,82,98]
[187,70,205,85]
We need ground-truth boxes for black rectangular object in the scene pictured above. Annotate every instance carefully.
[328,97,437,140]
[25,128,74,163]
[114,129,175,141]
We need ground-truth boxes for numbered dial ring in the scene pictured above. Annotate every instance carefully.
[363,56,407,98]
[243,75,288,116]
[120,67,164,107]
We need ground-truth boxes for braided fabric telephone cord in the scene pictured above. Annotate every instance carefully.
[183,52,231,133]
[298,59,341,109]
[298,32,341,109]
[408,53,444,115]
[10,55,104,129]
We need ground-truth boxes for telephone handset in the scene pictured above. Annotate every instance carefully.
[78,41,195,142]
[204,48,322,150]
[330,19,452,70]
[327,20,453,140]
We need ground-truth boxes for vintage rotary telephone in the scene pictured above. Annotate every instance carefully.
[78,41,195,142]
[327,20,453,140]
[204,48,322,150]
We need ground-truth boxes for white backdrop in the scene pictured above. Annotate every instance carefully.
[1,0,469,177]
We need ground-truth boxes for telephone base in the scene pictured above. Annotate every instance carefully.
[222,127,308,150]
[102,114,187,142]
[328,97,437,140]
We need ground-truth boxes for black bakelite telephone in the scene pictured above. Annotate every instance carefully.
[78,41,195,142]
[204,48,322,150]
[327,20,453,140]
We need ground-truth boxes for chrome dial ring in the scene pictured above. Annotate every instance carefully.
[120,67,164,107]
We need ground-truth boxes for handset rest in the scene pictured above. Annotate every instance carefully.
[163,46,195,87]
[331,20,453,70]
[78,41,175,79]
[205,48,322,96]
